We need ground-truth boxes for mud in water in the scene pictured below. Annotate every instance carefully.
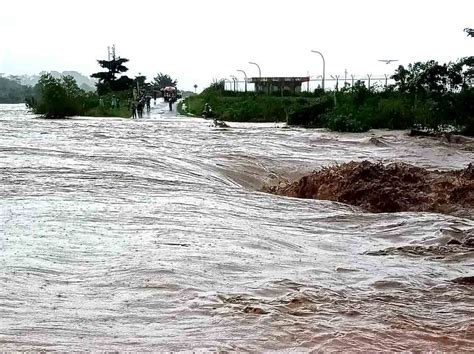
[262,160,474,218]
[1,103,473,351]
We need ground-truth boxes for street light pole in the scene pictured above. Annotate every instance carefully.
[237,69,248,92]
[311,50,325,91]
[248,61,261,78]
[230,75,238,91]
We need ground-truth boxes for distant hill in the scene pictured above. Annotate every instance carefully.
[0,76,34,103]
[16,71,96,91]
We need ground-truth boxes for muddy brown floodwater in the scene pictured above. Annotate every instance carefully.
[0,103,473,351]
[262,160,474,217]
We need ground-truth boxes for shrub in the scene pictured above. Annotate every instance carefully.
[326,114,369,132]
[287,96,334,126]
[31,74,86,118]
[456,87,474,135]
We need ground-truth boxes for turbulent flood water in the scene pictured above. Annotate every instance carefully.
[1,103,473,351]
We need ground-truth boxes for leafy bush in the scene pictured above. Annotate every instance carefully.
[376,96,413,129]
[326,114,368,132]
[456,87,474,134]
[27,74,132,119]
[287,96,334,126]
[31,74,87,118]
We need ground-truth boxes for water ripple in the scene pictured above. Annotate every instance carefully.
[0,103,473,350]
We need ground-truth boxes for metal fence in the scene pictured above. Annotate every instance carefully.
[224,75,396,92]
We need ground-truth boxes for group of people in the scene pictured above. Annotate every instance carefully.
[128,88,179,118]
[130,95,151,119]
[202,103,213,118]
[98,96,121,109]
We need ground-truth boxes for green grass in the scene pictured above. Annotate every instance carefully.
[84,105,131,118]
[83,91,133,118]
[181,94,323,122]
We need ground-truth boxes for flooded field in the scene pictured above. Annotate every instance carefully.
[0,103,473,351]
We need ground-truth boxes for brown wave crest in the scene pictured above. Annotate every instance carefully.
[262,161,474,217]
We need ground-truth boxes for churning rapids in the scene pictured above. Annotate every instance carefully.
[1,103,473,351]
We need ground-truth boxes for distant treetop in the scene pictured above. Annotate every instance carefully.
[153,73,177,89]
[91,56,133,94]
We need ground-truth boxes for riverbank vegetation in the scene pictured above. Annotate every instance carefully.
[179,81,324,122]
[26,52,181,118]
[26,74,131,118]
[25,53,136,118]
[181,56,474,135]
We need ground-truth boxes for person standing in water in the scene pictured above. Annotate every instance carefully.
[131,101,137,119]
[137,100,144,118]
[146,96,151,113]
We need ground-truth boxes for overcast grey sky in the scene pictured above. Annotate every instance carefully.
[0,0,472,91]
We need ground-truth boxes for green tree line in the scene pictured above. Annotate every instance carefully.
[26,52,179,118]
[182,56,474,135]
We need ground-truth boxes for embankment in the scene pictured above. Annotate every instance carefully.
[262,161,474,218]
